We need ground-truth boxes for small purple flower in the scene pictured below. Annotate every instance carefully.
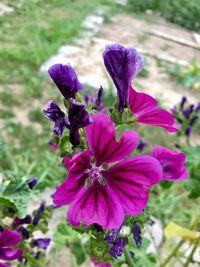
[13,215,32,226]
[103,44,143,113]
[182,108,191,119]
[109,238,126,259]
[190,116,198,126]
[33,201,45,226]
[93,86,103,111]
[26,177,38,189]
[137,140,148,152]
[195,102,200,112]
[180,96,187,109]
[133,221,142,247]
[48,64,83,99]
[43,100,69,137]
[185,126,192,137]
[105,228,120,244]
[18,227,30,239]
[34,238,51,250]
[67,99,93,147]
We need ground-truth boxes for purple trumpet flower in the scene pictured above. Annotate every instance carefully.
[48,64,83,99]
[180,96,187,109]
[33,238,51,250]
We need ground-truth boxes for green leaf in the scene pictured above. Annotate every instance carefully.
[71,241,86,265]
[0,178,31,218]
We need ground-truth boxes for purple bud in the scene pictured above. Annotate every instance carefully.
[133,221,142,247]
[185,126,192,137]
[182,108,191,119]
[35,252,41,260]
[26,177,38,189]
[189,104,194,113]
[136,140,148,152]
[109,238,126,259]
[18,226,30,239]
[34,238,51,250]
[33,201,45,225]
[190,116,198,126]
[48,64,83,99]
[180,96,187,109]
[105,228,120,244]
[43,100,69,137]
[92,86,103,111]
[195,102,200,112]
[103,44,143,113]
[13,215,32,226]
[84,94,93,105]
[93,223,103,233]
[68,99,93,147]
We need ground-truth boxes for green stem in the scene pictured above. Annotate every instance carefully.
[160,239,184,267]
[183,238,200,267]
[25,253,45,267]
[124,248,134,267]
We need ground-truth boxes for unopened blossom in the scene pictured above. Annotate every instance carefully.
[195,102,200,112]
[18,227,30,239]
[48,140,58,151]
[180,96,187,109]
[103,44,143,113]
[26,177,38,189]
[152,146,188,181]
[48,64,83,99]
[34,238,51,250]
[129,87,179,132]
[185,126,192,137]
[190,116,198,126]
[137,140,148,152]
[43,100,69,137]
[0,228,23,262]
[109,238,126,259]
[67,99,93,147]
[133,221,142,247]
[13,215,32,226]
[93,86,104,111]
[33,201,45,225]
[53,113,162,229]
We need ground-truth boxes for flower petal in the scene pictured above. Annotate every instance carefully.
[102,156,163,215]
[0,248,23,261]
[103,44,143,112]
[53,151,91,206]
[0,263,10,267]
[68,182,124,229]
[129,87,157,115]
[0,229,21,247]
[152,146,188,181]
[85,113,139,166]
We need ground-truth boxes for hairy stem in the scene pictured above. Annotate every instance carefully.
[124,248,135,267]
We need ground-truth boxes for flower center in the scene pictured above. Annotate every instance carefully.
[86,166,102,180]
[85,165,106,186]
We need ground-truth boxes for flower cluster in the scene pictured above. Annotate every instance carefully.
[171,96,200,138]
[43,43,188,265]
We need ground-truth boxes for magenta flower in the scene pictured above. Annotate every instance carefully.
[129,87,179,132]
[48,64,83,99]
[53,113,162,229]
[103,44,143,113]
[152,146,188,181]
[0,263,10,267]
[0,228,23,262]
[92,258,112,267]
